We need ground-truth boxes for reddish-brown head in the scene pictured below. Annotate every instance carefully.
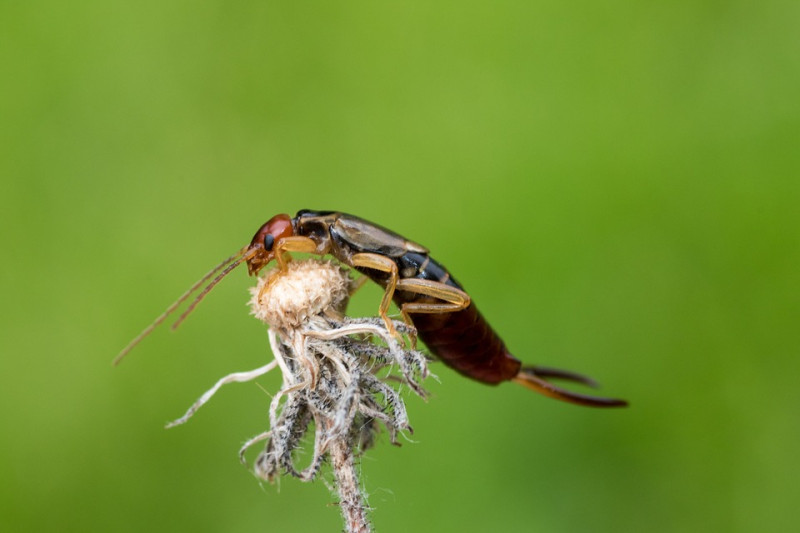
[246,214,294,275]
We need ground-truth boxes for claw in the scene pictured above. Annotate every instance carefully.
[521,365,600,388]
[512,367,628,408]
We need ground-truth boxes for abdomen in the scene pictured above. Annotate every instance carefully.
[392,252,522,384]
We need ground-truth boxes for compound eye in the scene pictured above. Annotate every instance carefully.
[263,234,275,251]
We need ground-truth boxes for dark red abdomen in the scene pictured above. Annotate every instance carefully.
[357,249,522,385]
[408,301,522,384]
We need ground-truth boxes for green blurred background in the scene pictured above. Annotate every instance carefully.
[2,1,798,532]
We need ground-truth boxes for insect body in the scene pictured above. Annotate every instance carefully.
[117,210,626,408]
[246,210,627,408]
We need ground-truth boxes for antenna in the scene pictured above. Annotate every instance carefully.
[113,246,248,365]
[170,248,258,331]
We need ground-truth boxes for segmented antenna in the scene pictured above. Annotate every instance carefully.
[170,247,259,331]
[113,246,249,365]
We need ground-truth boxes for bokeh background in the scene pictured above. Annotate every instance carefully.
[2,2,798,532]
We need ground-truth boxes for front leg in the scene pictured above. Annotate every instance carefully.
[273,236,320,270]
[257,236,321,301]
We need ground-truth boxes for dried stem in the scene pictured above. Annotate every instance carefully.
[330,435,371,533]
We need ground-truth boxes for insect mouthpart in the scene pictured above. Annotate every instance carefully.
[246,248,272,276]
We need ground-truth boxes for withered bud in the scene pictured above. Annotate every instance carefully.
[249,259,353,330]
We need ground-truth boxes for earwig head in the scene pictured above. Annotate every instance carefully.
[246,214,294,276]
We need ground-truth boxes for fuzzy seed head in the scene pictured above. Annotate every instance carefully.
[249,259,353,330]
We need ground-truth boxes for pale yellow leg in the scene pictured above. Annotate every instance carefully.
[273,236,319,270]
[350,252,401,340]
[393,278,471,325]
[258,236,320,300]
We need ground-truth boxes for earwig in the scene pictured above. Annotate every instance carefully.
[116,210,627,408]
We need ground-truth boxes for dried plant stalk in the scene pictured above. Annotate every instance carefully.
[168,259,429,533]
[330,436,370,533]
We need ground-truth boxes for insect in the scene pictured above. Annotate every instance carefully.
[117,210,627,408]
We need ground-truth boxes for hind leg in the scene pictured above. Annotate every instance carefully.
[392,278,471,325]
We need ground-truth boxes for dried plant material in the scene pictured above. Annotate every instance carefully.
[249,259,352,329]
[168,259,429,533]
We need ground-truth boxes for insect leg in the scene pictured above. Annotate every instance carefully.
[386,279,469,349]
[273,236,319,270]
[257,236,321,301]
[393,278,471,323]
[350,252,401,340]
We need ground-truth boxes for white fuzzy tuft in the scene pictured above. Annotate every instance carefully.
[249,259,353,330]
